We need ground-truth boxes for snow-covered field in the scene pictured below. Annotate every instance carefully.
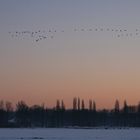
[0,128,140,140]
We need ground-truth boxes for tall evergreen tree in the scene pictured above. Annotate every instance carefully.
[61,100,65,110]
[123,100,128,113]
[93,101,96,112]
[78,98,80,110]
[81,100,85,110]
[114,100,120,113]
[56,100,60,110]
[89,100,92,110]
[73,97,77,110]
[138,102,140,113]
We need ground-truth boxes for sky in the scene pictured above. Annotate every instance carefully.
[1,0,140,109]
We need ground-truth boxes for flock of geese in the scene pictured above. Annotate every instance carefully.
[8,27,140,42]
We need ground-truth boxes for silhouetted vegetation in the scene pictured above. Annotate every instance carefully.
[0,98,140,128]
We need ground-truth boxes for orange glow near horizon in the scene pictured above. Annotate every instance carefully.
[1,72,140,109]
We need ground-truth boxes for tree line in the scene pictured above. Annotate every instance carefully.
[0,98,140,128]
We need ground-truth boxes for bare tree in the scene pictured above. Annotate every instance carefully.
[5,101,13,112]
[16,101,30,127]
[0,100,4,110]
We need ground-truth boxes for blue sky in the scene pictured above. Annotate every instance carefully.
[0,0,140,108]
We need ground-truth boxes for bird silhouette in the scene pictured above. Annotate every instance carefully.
[8,26,140,43]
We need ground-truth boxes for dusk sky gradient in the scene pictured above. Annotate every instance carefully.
[1,0,140,109]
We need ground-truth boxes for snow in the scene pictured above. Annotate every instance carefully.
[0,128,140,140]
